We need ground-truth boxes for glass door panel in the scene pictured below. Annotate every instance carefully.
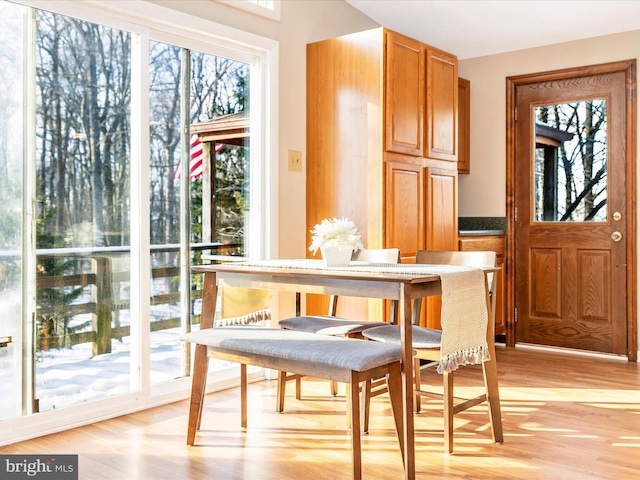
[148,42,253,383]
[33,10,132,411]
[534,100,607,222]
[0,0,24,421]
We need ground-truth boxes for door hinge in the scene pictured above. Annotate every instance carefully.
[514,308,518,323]
[514,206,518,222]
[514,106,517,122]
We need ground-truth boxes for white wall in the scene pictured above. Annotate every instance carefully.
[458,30,640,352]
[458,29,640,216]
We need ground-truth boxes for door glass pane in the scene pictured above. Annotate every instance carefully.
[34,10,132,411]
[0,0,23,421]
[148,42,252,383]
[533,100,607,222]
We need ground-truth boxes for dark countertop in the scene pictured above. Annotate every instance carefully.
[459,229,505,236]
[458,217,507,236]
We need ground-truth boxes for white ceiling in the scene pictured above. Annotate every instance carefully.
[345,0,640,60]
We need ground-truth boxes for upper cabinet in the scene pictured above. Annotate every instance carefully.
[457,77,471,174]
[384,31,458,162]
[425,47,458,161]
[385,31,425,156]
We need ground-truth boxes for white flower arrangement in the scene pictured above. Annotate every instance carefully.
[309,217,364,255]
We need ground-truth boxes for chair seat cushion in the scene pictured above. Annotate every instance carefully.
[279,315,389,336]
[362,325,442,349]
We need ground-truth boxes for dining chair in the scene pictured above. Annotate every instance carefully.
[276,247,400,413]
[362,249,503,453]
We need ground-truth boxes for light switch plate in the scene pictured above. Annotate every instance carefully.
[288,150,302,172]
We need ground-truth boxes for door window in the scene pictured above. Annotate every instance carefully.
[533,100,607,222]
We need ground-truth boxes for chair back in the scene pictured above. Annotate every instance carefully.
[328,248,401,316]
[415,250,497,325]
[352,247,401,263]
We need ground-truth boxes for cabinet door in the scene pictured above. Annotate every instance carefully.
[385,161,424,262]
[425,166,458,251]
[457,77,470,174]
[425,48,458,161]
[458,236,506,335]
[385,31,424,156]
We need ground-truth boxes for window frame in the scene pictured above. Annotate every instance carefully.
[216,0,281,21]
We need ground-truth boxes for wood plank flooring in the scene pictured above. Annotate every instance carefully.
[2,345,639,479]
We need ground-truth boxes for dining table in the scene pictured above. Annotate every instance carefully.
[191,259,501,480]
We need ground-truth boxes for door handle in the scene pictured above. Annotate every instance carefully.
[611,231,623,242]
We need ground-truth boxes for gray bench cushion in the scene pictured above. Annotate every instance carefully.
[279,315,389,336]
[182,326,403,372]
[363,325,442,349]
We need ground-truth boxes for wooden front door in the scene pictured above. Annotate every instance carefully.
[509,61,636,357]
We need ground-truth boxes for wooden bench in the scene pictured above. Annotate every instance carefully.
[181,326,405,480]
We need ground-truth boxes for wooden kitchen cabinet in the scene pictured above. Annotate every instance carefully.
[385,31,459,162]
[385,31,424,157]
[306,27,459,321]
[425,48,458,162]
[457,77,470,174]
[458,235,506,336]
[385,161,424,263]
[425,166,458,252]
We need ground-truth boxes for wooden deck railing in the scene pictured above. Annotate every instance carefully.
[35,243,239,356]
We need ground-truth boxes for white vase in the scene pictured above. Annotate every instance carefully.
[320,245,353,267]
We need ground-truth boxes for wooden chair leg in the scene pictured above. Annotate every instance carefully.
[195,364,207,432]
[241,363,248,429]
[483,271,504,444]
[276,371,286,412]
[443,371,454,454]
[346,381,370,434]
[187,345,209,446]
[330,380,339,396]
[349,371,362,480]
[413,358,422,413]
[482,356,504,443]
[346,383,352,429]
[276,372,305,413]
[361,380,372,434]
[385,363,405,461]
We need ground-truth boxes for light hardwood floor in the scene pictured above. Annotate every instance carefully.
[2,345,639,479]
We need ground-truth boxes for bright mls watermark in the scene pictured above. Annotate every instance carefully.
[0,455,78,479]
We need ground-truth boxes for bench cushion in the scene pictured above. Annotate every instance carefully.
[182,326,403,372]
[279,315,389,336]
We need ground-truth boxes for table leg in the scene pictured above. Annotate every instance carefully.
[187,272,219,445]
[400,289,415,480]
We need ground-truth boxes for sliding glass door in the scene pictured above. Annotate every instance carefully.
[148,42,251,382]
[0,0,270,433]
[0,0,24,421]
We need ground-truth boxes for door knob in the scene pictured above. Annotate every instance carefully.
[611,231,623,242]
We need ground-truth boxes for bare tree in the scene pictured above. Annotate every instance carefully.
[536,99,607,222]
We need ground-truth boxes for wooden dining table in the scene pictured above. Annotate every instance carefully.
[192,259,501,480]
